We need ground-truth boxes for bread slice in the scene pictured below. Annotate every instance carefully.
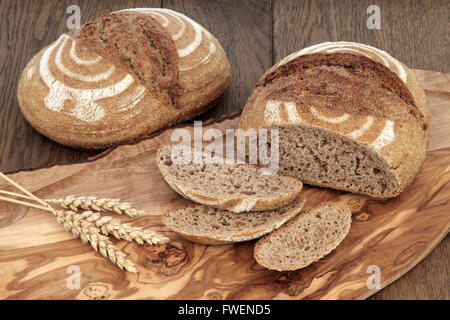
[156,144,303,213]
[254,202,352,271]
[162,193,307,245]
[239,42,429,198]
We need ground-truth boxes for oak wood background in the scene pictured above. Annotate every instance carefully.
[0,0,448,299]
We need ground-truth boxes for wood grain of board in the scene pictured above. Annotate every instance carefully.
[0,0,448,299]
[0,70,448,300]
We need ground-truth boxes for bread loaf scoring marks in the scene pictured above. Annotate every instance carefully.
[284,101,302,122]
[278,41,407,83]
[348,116,374,138]
[310,106,350,123]
[39,34,146,123]
[125,8,217,73]
[69,40,102,65]
[264,100,395,150]
[370,120,394,150]
[264,100,282,123]
[260,42,407,151]
[55,36,116,82]
[148,10,186,40]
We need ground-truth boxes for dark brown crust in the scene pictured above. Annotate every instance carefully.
[69,11,181,108]
[265,66,415,123]
[257,53,424,125]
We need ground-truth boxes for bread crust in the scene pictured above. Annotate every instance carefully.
[239,41,429,198]
[17,9,230,150]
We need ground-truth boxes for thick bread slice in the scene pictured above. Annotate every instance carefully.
[156,144,303,213]
[254,202,352,271]
[162,193,307,245]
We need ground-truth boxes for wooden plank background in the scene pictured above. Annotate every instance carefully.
[0,0,448,299]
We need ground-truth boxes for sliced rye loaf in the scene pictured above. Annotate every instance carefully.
[162,193,307,245]
[156,144,303,213]
[254,202,352,271]
[239,42,430,198]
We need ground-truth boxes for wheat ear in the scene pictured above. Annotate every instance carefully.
[47,196,146,217]
[78,211,169,245]
[0,173,148,273]
[55,210,137,273]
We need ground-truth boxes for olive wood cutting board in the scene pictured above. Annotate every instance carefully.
[0,69,448,300]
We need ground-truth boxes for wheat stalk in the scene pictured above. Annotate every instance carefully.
[0,172,172,274]
[47,196,146,217]
[55,210,138,273]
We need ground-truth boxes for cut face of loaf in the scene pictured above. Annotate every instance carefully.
[254,202,352,271]
[156,144,303,213]
[162,194,306,245]
[17,9,230,149]
[239,42,430,198]
[277,126,398,197]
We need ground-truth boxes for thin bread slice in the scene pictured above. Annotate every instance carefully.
[162,193,307,245]
[156,144,303,213]
[254,202,352,271]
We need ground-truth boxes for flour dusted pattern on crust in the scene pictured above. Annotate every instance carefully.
[18,9,230,149]
[239,41,430,198]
